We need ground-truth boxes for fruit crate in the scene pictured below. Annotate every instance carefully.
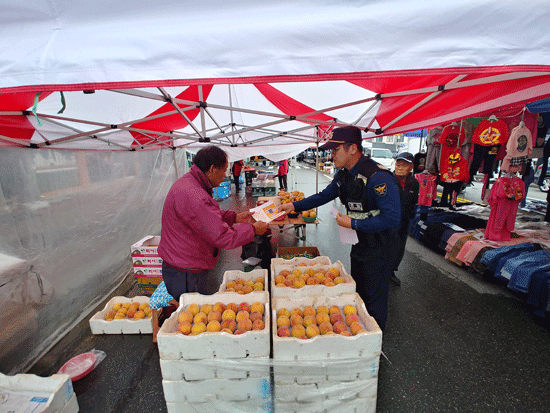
[130,235,160,256]
[272,293,381,361]
[271,260,356,298]
[0,373,77,413]
[136,275,163,296]
[276,246,321,259]
[271,256,330,267]
[160,356,270,381]
[162,376,272,403]
[273,378,378,402]
[89,296,153,334]
[273,397,377,413]
[272,355,379,385]
[217,269,268,294]
[166,399,272,413]
[157,291,270,360]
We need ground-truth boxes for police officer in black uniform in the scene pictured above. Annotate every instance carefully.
[279,126,401,331]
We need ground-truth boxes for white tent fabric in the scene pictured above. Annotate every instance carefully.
[2,0,550,374]
[1,0,549,88]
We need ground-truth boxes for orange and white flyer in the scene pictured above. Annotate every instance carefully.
[249,200,285,223]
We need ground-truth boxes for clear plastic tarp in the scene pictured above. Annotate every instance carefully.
[0,147,183,374]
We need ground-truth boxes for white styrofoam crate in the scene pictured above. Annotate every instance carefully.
[89,296,152,334]
[162,377,271,403]
[273,355,379,385]
[0,373,74,413]
[274,397,377,413]
[272,293,382,360]
[160,357,270,381]
[166,399,272,413]
[157,292,270,360]
[130,235,160,256]
[274,377,377,402]
[218,269,268,293]
[271,260,356,298]
[271,256,331,267]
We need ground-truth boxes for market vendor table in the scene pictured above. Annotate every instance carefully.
[257,196,318,245]
[269,216,318,246]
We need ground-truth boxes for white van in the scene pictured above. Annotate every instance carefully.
[363,144,395,171]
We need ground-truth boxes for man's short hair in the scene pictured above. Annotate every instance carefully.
[193,146,228,172]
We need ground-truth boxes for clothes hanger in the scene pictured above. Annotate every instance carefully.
[489,115,498,121]
[519,107,526,128]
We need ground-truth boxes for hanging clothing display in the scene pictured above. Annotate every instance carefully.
[485,176,525,241]
[416,173,437,206]
[425,126,444,173]
[501,123,533,173]
[413,152,427,174]
[469,117,510,181]
[439,124,468,183]
[471,118,510,147]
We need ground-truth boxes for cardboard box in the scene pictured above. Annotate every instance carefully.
[136,276,163,296]
[0,373,75,413]
[131,256,163,266]
[133,266,162,277]
[276,246,321,259]
[130,235,161,256]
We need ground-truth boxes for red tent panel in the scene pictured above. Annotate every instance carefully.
[130,85,213,147]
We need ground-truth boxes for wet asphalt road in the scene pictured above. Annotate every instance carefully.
[28,162,550,412]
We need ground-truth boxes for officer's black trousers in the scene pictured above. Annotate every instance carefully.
[351,241,394,331]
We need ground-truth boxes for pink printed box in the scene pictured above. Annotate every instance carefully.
[131,235,161,257]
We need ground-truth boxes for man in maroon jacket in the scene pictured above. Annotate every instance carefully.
[158,146,268,300]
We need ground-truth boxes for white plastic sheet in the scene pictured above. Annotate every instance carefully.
[0,147,180,374]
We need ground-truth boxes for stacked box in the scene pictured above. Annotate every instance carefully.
[213,181,231,199]
[271,259,356,298]
[89,296,153,334]
[157,292,272,413]
[277,246,321,259]
[0,373,78,413]
[272,293,381,413]
[131,235,162,295]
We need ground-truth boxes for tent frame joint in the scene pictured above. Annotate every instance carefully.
[438,85,445,91]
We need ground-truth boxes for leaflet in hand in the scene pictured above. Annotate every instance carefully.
[249,200,285,223]
[330,206,359,245]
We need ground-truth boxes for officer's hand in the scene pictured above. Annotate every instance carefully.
[336,212,352,229]
[253,220,269,235]
[279,203,295,213]
[236,211,254,224]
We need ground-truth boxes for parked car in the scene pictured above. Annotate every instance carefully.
[363,147,395,171]
[534,159,550,192]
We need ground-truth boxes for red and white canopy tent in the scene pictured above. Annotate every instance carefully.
[1,0,550,161]
[2,67,550,162]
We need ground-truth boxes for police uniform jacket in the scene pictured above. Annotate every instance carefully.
[292,156,401,255]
